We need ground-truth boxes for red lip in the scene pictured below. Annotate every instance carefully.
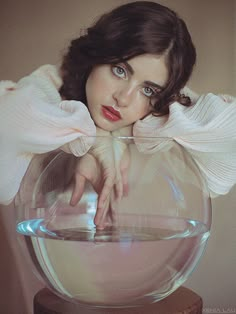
[102,106,122,122]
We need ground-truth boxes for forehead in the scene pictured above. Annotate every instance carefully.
[127,54,168,87]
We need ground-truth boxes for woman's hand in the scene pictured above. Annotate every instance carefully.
[70,126,132,228]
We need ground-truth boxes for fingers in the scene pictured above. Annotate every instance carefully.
[95,145,131,227]
[97,171,115,209]
[108,193,117,225]
[71,136,131,229]
[114,178,123,201]
[120,147,130,197]
[70,173,86,206]
[121,167,129,197]
[95,192,117,230]
[94,183,117,230]
[94,195,110,229]
[102,201,117,229]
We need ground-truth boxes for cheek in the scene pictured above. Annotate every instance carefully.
[86,74,97,101]
[86,70,111,100]
[130,99,152,122]
[135,109,149,121]
[125,107,148,125]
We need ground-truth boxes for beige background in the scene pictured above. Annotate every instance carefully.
[0,0,236,312]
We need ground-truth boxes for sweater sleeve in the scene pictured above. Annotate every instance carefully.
[133,92,236,197]
[0,68,96,205]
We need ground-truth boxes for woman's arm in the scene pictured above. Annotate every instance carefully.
[0,70,96,205]
[133,92,236,197]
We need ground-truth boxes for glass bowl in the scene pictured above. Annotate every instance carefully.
[15,136,211,308]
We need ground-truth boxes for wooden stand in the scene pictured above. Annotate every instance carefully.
[34,286,202,314]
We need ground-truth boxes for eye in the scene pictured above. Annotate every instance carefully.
[111,65,127,79]
[142,86,157,98]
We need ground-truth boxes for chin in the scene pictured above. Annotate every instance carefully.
[95,118,122,132]
[96,123,119,132]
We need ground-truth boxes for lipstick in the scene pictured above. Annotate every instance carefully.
[102,105,121,122]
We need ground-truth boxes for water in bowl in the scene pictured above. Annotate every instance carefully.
[17,212,209,307]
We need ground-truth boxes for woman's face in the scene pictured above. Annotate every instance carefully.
[85,54,168,131]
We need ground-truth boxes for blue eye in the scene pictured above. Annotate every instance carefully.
[112,65,126,78]
[142,86,156,97]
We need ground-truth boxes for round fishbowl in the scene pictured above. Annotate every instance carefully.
[15,136,211,308]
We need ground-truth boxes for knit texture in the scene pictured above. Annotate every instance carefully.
[133,93,236,197]
[0,65,96,204]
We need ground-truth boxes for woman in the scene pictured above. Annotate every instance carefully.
[0,2,235,313]
[0,1,197,226]
[58,0,236,213]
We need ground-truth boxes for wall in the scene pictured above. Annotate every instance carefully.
[234,0,236,91]
[0,0,236,311]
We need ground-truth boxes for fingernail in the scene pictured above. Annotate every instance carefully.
[96,223,105,230]
[70,199,75,206]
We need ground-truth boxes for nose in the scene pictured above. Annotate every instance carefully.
[112,84,134,108]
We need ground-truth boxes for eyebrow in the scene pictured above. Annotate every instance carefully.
[123,61,164,91]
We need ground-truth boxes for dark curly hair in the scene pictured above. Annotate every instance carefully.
[59,1,196,116]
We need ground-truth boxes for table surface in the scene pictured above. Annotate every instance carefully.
[34,286,203,314]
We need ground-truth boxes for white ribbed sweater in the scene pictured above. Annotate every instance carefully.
[0,64,236,202]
